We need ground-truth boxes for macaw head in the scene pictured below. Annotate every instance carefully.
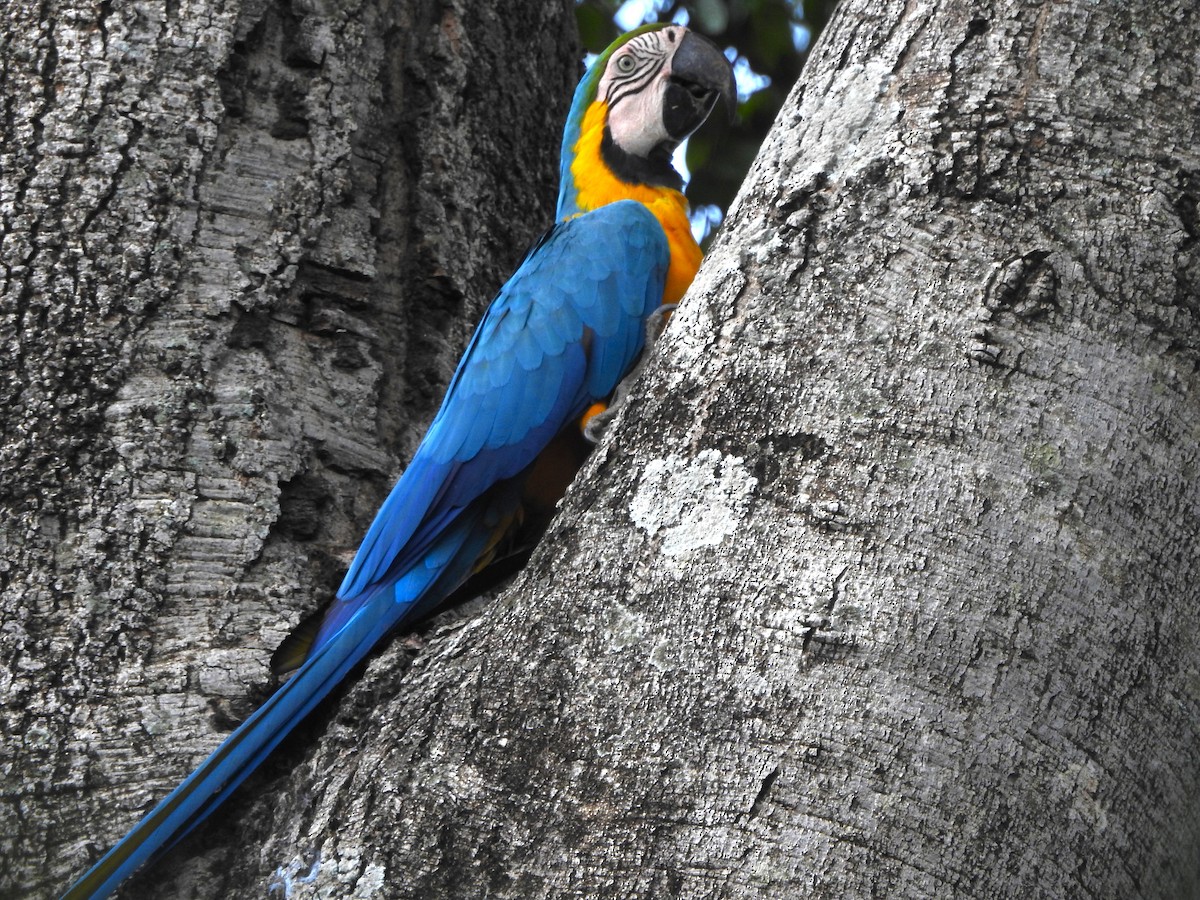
[558,24,737,217]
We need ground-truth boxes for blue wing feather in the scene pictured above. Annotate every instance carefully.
[337,200,667,605]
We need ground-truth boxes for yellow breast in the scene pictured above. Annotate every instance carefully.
[568,102,702,305]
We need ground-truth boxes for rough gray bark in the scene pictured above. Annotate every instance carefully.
[0,0,576,896]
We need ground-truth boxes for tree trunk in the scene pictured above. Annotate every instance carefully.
[0,0,576,896]
[8,0,1200,898]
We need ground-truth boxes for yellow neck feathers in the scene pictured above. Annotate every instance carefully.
[568,101,702,304]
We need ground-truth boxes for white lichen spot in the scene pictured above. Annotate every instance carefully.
[649,639,673,670]
[1056,759,1108,831]
[605,603,648,652]
[355,863,386,895]
[269,848,322,899]
[269,844,387,898]
[630,449,756,564]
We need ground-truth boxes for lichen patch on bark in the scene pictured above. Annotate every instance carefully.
[629,449,757,564]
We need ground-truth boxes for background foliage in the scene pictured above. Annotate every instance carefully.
[576,0,840,229]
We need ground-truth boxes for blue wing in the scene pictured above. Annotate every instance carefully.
[61,199,668,900]
[322,199,669,637]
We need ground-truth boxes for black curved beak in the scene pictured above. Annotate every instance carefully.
[663,30,737,142]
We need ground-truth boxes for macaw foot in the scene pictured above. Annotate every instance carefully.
[582,303,677,444]
[644,301,677,345]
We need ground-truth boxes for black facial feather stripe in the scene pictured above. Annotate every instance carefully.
[607,67,660,107]
[605,40,667,108]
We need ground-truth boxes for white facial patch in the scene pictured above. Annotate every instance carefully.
[606,80,672,157]
[597,27,684,158]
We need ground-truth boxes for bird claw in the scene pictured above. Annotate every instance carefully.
[582,303,677,445]
[582,403,618,444]
[645,302,677,345]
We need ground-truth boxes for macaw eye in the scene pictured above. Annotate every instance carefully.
[615,54,637,74]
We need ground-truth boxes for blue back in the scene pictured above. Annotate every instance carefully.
[321,198,669,646]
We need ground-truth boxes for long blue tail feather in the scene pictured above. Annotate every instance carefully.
[61,506,496,900]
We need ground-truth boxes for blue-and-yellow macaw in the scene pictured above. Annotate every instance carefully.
[64,24,733,899]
